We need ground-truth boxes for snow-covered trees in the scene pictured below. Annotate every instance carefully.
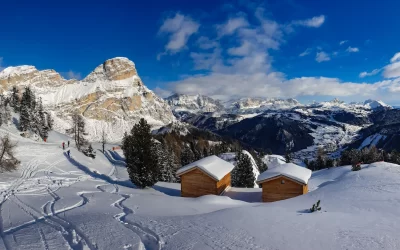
[181,144,195,166]
[250,150,268,172]
[17,87,51,140]
[0,134,20,172]
[231,150,255,188]
[83,144,96,159]
[70,112,88,151]
[10,86,20,112]
[0,95,11,126]
[157,142,177,183]
[122,118,159,188]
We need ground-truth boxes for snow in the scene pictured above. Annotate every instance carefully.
[364,99,391,109]
[176,155,234,181]
[358,133,386,150]
[0,65,37,77]
[264,154,286,168]
[3,118,400,249]
[257,163,312,185]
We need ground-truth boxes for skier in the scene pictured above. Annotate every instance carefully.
[67,150,70,157]
[62,142,65,150]
[68,141,70,147]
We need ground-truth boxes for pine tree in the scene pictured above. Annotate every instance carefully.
[83,144,96,159]
[122,118,159,188]
[231,151,255,188]
[285,152,293,163]
[19,87,34,132]
[46,112,54,130]
[70,113,88,151]
[101,129,106,153]
[157,142,177,183]
[250,150,268,172]
[181,144,195,166]
[10,86,20,112]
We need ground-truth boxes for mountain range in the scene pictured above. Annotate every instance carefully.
[1,57,399,158]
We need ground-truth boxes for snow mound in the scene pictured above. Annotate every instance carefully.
[257,163,312,184]
[176,155,234,181]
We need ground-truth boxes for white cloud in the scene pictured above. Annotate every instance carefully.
[359,68,381,78]
[154,87,173,98]
[315,52,330,62]
[390,52,400,63]
[0,57,5,72]
[346,46,359,53]
[339,40,348,45]
[299,48,312,57]
[382,52,400,78]
[63,70,82,80]
[228,41,252,56]
[197,36,218,50]
[217,17,249,36]
[292,15,325,28]
[158,13,200,56]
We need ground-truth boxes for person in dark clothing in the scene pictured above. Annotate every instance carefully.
[62,142,65,150]
[67,150,70,157]
[68,141,70,147]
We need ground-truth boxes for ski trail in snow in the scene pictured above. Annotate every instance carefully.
[38,228,50,250]
[110,193,163,250]
[9,194,96,250]
[0,204,11,250]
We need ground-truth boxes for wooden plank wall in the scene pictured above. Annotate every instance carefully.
[181,169,217,197]
[262,176,307,202]
[216,173,231,195]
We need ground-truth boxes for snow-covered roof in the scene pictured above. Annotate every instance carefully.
[256,163,312,185]
[176,155,235,181]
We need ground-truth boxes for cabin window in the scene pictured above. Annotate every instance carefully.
[281,180,285,184]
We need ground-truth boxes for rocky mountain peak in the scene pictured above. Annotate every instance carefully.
[83,57,138,83]
[0,65,71,91]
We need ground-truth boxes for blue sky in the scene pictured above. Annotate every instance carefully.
[1,0,400,104]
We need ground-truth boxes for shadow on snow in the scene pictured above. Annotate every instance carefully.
[63,152,135,189]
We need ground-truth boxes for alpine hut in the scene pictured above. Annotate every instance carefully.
[176,155,234,197]
[256,163,312,202]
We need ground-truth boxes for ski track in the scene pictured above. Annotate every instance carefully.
[0,142,166,250]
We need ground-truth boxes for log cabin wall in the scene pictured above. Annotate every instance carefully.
[216,173,231,194]
[261,176,307,202]
[181,168,218,197]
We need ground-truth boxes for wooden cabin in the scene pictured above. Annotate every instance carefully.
[176,155,234,197]
[256,163,312,202]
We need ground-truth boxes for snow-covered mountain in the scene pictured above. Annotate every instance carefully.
[166,94,396,158]
[0,57,175,142]
[225,97,302,114]
[166,93,224,113]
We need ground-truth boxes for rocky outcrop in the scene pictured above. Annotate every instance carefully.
[83,57,138,82]
[0,66,75,91]
[0,57,175,142]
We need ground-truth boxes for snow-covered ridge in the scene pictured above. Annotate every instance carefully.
[166,93,224,113]
[0,57,175,142]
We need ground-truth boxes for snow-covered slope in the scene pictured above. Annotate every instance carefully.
[0,57,175,142]
[1,120,400,249]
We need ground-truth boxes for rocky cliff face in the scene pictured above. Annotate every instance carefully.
[0,57,175,142]
[0,66,75,91]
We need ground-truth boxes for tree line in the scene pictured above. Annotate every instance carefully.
[122,118,268,188]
